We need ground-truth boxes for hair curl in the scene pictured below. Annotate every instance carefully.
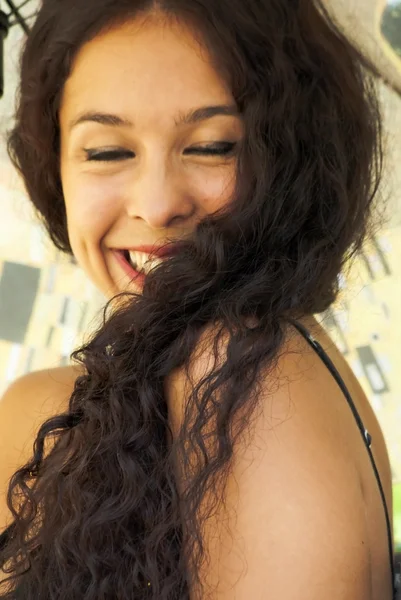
[1,0,384,598]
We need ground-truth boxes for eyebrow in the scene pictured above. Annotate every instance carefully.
[69,104,240,131]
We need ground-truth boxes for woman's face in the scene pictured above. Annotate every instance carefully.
[59,15,244,299]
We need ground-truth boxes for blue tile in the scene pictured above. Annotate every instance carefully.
[356,345,389,394]
[0,262,41,344]
[24,347,35,373]
[77,302,88,332]
[46,325,55,347]
[59,296,70,325]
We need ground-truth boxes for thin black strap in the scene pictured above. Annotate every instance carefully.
[288,318,395,593]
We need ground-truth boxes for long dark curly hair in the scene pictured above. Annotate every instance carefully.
[0,0,385,598]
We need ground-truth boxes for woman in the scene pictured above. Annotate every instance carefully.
[0,0,397,598]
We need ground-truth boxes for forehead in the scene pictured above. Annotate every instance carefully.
[60,18,234,129]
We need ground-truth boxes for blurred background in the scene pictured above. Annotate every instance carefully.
[0,0,401,545]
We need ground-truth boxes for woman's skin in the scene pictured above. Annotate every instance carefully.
[59,15,244,300]
[6,13,389,599]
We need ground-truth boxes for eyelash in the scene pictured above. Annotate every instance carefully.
[84,142,237,162]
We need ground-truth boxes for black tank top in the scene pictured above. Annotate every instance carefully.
[0,319,400,597]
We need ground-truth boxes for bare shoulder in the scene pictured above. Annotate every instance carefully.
[168,319,373,599]
[0,364,84,430]
[0,364,84,528]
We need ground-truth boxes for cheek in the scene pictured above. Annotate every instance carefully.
[63,175,122,240]
[190,167,237,212]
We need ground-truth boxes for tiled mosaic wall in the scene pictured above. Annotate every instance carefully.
[1,1,401,482]
[0,1,107,394]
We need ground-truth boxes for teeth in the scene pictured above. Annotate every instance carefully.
[127,251,164,274]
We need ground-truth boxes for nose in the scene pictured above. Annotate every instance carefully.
[124,161,196,229]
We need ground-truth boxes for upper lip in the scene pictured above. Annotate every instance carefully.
[115,244,182,258]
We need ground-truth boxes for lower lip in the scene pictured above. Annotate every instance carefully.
[113,250,146,286]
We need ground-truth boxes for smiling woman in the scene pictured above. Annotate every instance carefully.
[58,18,244,298]
[0,0,396,599]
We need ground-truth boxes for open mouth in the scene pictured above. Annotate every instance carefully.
[122,249,139,271]
[120,250,165,276]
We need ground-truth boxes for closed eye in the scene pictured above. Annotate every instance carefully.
[84,142,237,162]
[84,149,134,162]
[184,142,237,157]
